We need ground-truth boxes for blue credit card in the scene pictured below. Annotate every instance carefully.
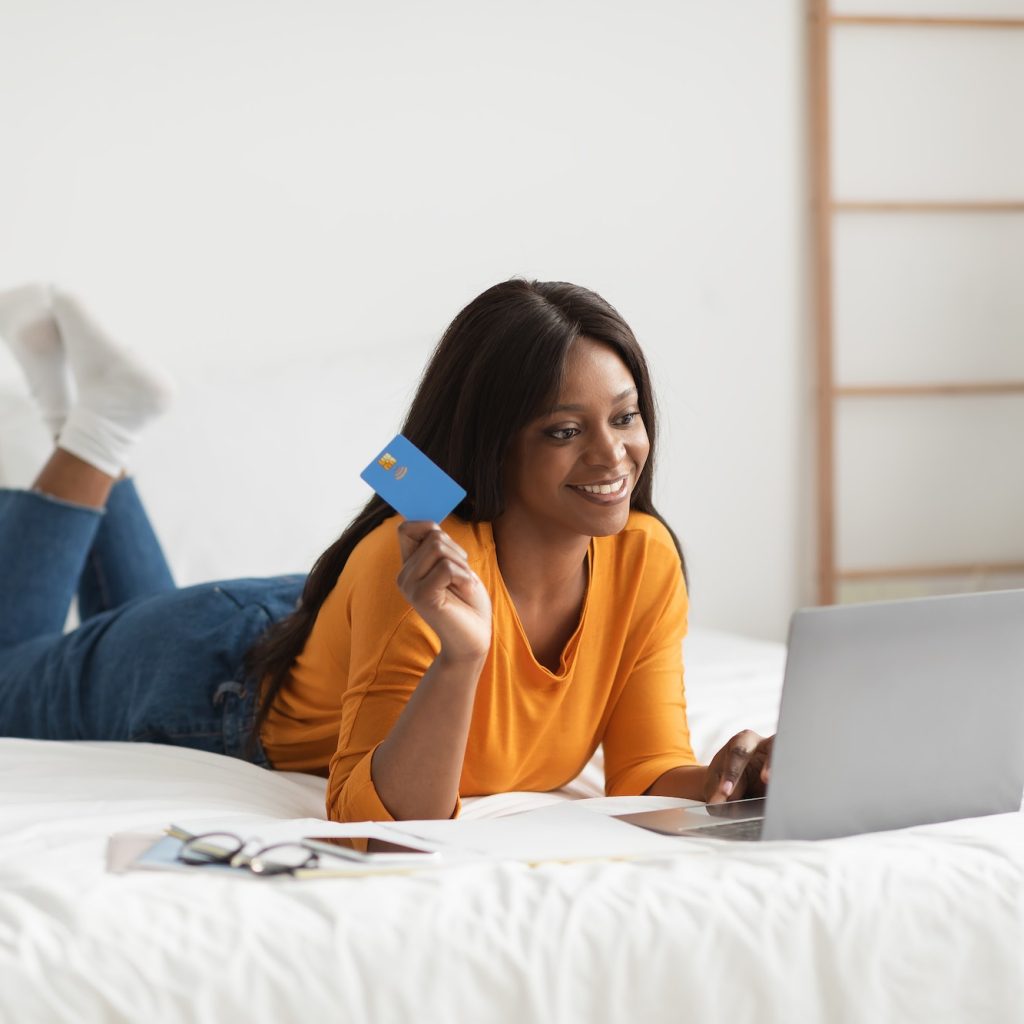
[360,434,467,523]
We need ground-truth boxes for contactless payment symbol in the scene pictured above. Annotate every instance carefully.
[360,434,468,523]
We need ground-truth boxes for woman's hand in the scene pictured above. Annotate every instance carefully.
[396,520,492,665]
[704,730,774,804]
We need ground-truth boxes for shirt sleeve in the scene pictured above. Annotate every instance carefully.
[324,608,463,823]
[601,563,696,797]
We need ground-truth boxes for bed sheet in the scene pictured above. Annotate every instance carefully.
[1,628,1022,1024]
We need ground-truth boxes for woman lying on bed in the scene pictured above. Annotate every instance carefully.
[0,279,772,822]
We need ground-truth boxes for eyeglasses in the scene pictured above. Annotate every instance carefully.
[176,831,322,877]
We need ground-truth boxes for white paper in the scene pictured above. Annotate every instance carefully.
[169,797,706,866]
[387,801,698,863]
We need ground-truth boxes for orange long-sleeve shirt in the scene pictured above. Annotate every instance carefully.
[259,510,696,822]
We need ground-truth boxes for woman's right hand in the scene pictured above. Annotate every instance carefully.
[396,521,493,665]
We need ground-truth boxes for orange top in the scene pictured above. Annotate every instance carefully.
[260,510,696,822]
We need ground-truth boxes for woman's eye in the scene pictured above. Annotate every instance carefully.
[616,411,640,427]
[548,427,579,441]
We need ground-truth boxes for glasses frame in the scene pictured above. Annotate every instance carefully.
[177,831,323,877]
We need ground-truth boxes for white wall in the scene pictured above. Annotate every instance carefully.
[0,0,809,641]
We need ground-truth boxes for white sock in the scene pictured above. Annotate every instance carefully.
[53,289,175,478]
[0,283,73,438]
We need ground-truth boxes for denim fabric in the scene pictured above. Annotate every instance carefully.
[77,477,176,622]
[0,488,102,649]
[0,481,304,767]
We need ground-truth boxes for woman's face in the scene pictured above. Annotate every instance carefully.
[502,337,650,542]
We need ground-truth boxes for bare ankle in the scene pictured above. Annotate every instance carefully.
[32,448,117,509]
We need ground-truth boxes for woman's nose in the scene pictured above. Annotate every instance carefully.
[583,426,625,467]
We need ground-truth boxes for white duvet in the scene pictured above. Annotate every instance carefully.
[1,629,1022,1024]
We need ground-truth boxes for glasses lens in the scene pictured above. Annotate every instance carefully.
[180,832,243,864]
[249,843,316,876]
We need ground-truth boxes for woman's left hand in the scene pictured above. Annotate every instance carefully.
[704,730,774,804]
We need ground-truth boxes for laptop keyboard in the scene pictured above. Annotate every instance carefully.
[683,818,764,841]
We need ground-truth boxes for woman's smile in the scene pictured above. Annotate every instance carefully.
[568,474,630,504]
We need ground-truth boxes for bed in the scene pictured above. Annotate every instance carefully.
[2,626,1021,1024]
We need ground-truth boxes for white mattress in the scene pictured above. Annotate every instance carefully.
[1,628,1022,1024]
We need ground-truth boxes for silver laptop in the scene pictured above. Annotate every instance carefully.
[618,588,1024,842]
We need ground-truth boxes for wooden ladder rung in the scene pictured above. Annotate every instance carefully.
[840,563,1024,581]
[835,382,1024,398]
[834,201,1024,213]
[830,15,1024,30]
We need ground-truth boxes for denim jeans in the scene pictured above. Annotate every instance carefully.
[0,479,303,767]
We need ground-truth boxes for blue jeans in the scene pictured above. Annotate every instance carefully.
[0,480,303,767]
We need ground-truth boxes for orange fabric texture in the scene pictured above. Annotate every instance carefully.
[259,511,696,822]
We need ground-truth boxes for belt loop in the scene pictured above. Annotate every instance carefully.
[212,680,247,707]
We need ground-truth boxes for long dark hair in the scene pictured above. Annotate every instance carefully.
[246,279,686,738]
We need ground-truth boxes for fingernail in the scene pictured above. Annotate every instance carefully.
[722,780,734,797]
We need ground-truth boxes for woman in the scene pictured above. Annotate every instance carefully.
[0,279,771,822]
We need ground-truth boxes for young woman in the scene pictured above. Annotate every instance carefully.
[0,279,771,822]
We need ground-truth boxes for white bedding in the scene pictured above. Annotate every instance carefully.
[1,628,1022,1024]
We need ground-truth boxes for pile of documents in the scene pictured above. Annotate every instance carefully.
[108,799,696,880]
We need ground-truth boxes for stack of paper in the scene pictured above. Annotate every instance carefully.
[108,798,697,879]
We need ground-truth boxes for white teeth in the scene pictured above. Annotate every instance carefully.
[575,478,625,495]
